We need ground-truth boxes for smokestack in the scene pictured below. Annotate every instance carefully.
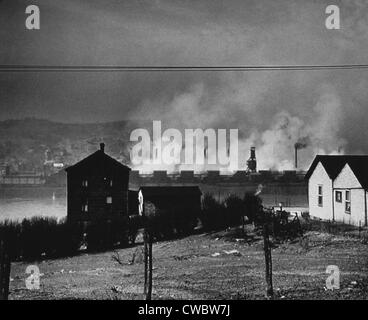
[246,146,257,173]
[100,143,105,153]
[250,147,256,160]
[294,145,298,169]
[294,137,309,169]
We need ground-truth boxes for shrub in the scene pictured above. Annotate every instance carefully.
[127,215,141,244]
[0,219,21,260]
[243,193,263,224]
[172,207,198,236]
[148,208,175,241]
[224,194,244,227]
[20,216,58,261]
[86,217,130,252]
[51,218,83,257]
[86,219,112,252]
[111,217,130,248]
[199,193,227,231]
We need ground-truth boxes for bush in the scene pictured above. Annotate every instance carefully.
[0,215,139,260]
[172,207,198,236]
[199,193,227,231]
[86,219,113,252]
[0,216,84,261]
[148,208,175,241]
[0,219,21,260]
[86,217,130,252]
[127,215,141,244]
[21,216,58,260]
[51,218,83,257]
[243,193,263,224]
[224,194,244,227]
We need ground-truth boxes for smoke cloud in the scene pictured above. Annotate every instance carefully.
[132,77,346,171]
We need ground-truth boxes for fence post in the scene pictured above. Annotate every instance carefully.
[143,218,153,301]
[0,240,11,300]
[263,222,273,299]
[147,234,153,300]
[143,228,148,297]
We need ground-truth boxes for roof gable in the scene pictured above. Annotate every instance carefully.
[334,164,363,189]
[65,149,130,174]
[305,155,368,181]
[343,159,368,189]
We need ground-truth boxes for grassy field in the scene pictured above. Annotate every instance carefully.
[8,226,368,300]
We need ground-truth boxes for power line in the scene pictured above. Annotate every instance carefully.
[1,64,368,72]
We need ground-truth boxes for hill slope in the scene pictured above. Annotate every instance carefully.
[0,118,145,171]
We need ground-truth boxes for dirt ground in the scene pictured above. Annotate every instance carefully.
[8,226,368,300]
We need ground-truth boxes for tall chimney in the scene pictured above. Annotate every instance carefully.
[294,145,298,169]
[246,146,257,172]
[100,143,105,153]
[250,147,256,160]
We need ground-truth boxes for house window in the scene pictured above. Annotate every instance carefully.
[345,190,351,214]
[335,191,342,203]
[106,196,112,204]
[318,185,323,207]
[82,180,88,187]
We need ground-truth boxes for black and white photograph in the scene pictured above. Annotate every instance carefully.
[0,0,368,307]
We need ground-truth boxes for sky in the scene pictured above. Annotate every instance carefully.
[1,0,368,169]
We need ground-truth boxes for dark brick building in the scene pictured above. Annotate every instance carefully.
[65,143,131,222]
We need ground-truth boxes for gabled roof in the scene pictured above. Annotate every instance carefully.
[139,186,202,197]
[305,155,368,184]
[342,159,368,190]
[65,144,130,173]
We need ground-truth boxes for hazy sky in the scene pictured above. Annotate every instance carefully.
[1,0,368,167]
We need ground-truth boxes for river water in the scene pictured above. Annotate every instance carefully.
[0,184,308,222]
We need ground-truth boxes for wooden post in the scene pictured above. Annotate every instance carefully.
[0,240,11,300]
[263,223,273,299]
[143,229,153,300]
[147,234,153,300]
[143,218,153,300]
[143,228,148,296]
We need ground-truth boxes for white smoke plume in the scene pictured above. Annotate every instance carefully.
[131,77,346,172]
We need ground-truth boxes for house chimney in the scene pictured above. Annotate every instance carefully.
[100,143,105,153]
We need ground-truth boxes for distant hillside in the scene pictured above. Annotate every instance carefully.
[0,118,146,171]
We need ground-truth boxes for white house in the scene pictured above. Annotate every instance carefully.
[306,155,368,226]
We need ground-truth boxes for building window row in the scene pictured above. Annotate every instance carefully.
[81,197,112,213]
[82,178,113,187]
